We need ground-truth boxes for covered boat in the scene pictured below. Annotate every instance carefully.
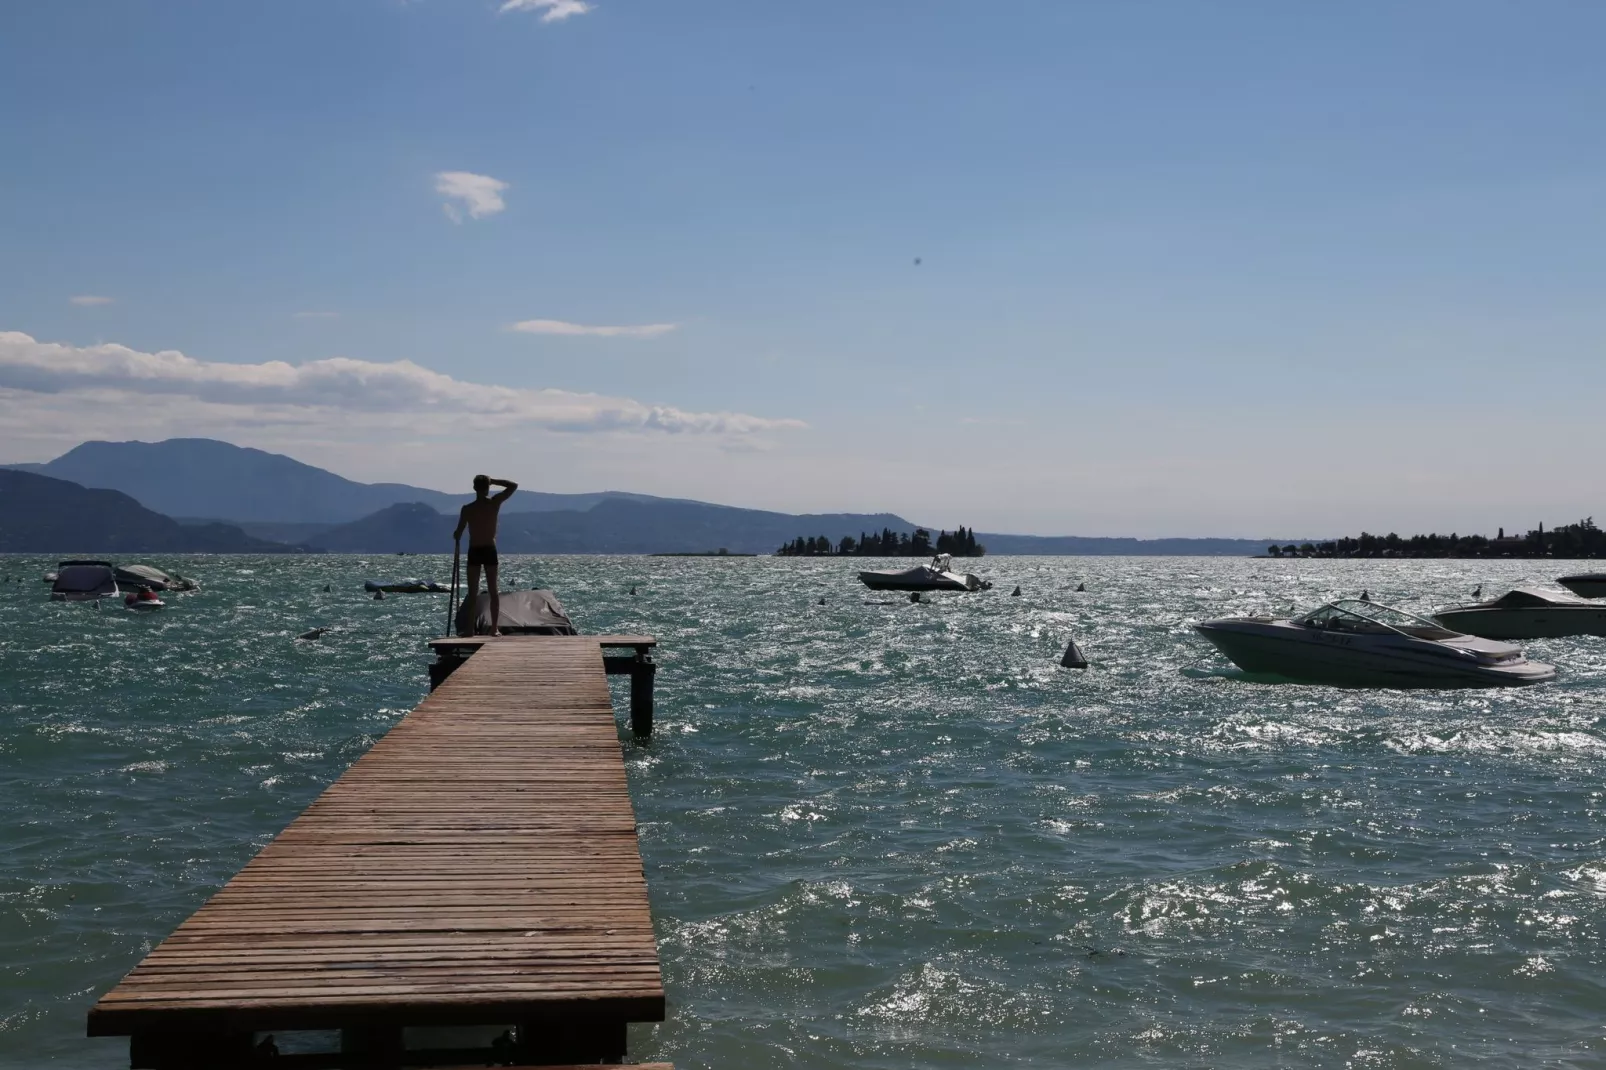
[50,561,118,603]
[365,579,451,593]
[1556,573,1606,599]
[858,554,992,593]
[455,589,578,636]
[113,564,198,592]
[1193,598,1554,688]
[1432,587,1606,639]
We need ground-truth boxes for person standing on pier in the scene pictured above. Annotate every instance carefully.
[454,474,518,636]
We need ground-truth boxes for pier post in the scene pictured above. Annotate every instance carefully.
[630,652,656,738]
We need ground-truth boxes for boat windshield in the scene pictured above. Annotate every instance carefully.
[930,553,953,572]
[1296,599,1461,638]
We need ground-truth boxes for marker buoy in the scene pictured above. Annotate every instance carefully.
[1076,583,1086,592]
[1011,586,1022,597]
[1060,636,1088,670]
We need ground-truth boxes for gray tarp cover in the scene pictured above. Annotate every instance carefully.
[455,588,577,636]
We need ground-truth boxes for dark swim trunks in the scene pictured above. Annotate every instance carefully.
[467,544,498,568]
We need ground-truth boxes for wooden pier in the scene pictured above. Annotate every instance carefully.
[88,636,666,1069]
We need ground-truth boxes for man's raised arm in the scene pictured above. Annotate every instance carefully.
[489,478,518,503]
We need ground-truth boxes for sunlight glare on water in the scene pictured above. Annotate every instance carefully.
[1,554,1604,1068]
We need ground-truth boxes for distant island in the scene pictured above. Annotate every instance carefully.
[776,526,985,557]
[1267,519,1605,559]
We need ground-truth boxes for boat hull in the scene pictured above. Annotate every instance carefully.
[1194,621,1554,688]
[858,570,972,592]
[1432,606,1606,639]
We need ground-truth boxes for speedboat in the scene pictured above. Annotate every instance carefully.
[364,579,451,593]
[1193,598,1554,688]
[1433,587,1606,639]
[50,561,118,603]
[1557,573,1606,599]
[858,554,992,593]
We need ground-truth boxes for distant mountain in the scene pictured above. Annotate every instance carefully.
[307,499,917,556]
[0,470,297,553]
[6,438,684,524]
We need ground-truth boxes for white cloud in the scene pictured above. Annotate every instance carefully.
[70,295,115,307]
[0,331,803,436]
[293,311,339,320]
[434,171,509,223]
[500,0,592,22]
[509,319,678,338]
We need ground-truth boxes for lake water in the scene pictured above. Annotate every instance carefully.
[2,554,1604,1068]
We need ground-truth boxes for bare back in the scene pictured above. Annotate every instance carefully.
[455,479,516,548]
[458,498,503,548]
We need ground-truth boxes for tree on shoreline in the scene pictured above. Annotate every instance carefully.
[1263,518,1606,558]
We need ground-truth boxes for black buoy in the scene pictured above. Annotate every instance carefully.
[910,592,922,604]
[1060,636,1088,670]
[1360,590,1370,602]
[1076,582,1086,592]
[1011,585,1022,597]
[1473,585,1482,598]
[322,584,330,592]
[818,597,826,605]
[630,586,637,596]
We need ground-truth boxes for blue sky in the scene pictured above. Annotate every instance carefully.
[3,1,1605,536]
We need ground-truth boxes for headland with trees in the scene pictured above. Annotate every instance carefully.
[777,526,985,557]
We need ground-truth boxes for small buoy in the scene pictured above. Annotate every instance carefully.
[373,590,384,600]
[1076,583,1086,592]
[297,627,327,641]
[1011,585,1022,596]
[630,586,637,596]
[1360,590,1370,602]
[1472,585,1482,598]
[909,592,922,604]
[323,584,330,592]
[1060,636,1088,669]
[818,597,826,605]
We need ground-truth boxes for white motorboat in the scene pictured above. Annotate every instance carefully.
[1432,587,1606,639]
[858,554,992,593]
[114,564,199,592]
[50,561,118,603]
[1193,598,1555,688]
[1556,573,1606,599]
[365,578,451,593]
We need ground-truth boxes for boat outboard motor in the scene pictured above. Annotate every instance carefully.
[1060,636,1088,670]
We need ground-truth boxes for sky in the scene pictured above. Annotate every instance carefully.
[3,1,1605,537]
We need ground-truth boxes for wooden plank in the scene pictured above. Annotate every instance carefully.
[87,637,664,1042]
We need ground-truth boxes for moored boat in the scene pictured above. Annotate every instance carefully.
[50,561,118,603]
[1193,598,1554,688]
[1556,573,1606,599]
[1432,588,1606,639]
[858,554,991,593]
[365,579,451,594]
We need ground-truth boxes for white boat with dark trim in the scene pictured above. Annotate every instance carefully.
[858,554,992,593]
[1193,599,1554,688]
[1556,573,1606,599]
[1432,587,1606,639]
[50,561,119,603]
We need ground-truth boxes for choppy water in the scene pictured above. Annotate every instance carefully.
[2,555,1605,1068]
